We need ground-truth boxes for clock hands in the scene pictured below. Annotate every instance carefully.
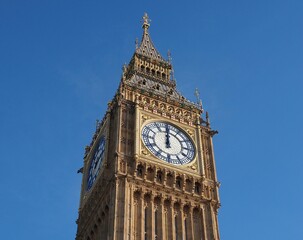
[165,124,171,148]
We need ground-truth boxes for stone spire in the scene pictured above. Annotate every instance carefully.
[135,13,166,63]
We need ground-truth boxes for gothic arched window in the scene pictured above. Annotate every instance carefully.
[156,170,163,183]
[194,182,201,194]
[176,176,182,189]
[137,164,144,177]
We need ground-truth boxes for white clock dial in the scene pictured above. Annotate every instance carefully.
[141,122,195,165]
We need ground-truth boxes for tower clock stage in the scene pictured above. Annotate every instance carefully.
[76,13,221,240]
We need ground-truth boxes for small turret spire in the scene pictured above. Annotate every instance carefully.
[195,88,203,110]
[167,50,172,64]
[206,111,210,127]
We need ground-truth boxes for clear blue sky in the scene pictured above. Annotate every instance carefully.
[0,0,302,239]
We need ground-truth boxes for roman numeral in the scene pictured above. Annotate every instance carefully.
[173,129,180,136]
[142,133,154,139]
[155,151,161,157]
[147,143,156,147]
[154,122,162,131]
[167,154,171,163]
[150,129,156,134]
[176,155,182,165]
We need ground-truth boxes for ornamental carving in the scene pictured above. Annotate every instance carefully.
[141,114,151,123]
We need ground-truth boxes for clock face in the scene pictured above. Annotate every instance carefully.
[141,122,195,165]
[87,136,106,190]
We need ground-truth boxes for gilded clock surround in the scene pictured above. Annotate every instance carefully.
[140,119,196,166]
[76,13,221,240]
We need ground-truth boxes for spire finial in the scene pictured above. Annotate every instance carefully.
[142,13,151,32]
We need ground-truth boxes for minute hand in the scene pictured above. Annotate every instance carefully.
[165,124,171,148]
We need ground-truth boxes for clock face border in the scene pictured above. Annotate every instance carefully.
[141,120,196,166]
[86,135,106,191]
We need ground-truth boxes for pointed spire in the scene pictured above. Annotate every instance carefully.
[136,13,166,63]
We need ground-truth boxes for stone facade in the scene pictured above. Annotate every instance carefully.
[76,13,220,240]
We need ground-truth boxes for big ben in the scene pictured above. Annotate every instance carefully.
[76,13,221,240]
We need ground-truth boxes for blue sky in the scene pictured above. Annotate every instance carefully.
[0,0,302,239]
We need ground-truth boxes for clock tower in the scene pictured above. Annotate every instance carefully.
[76,13,221,240]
